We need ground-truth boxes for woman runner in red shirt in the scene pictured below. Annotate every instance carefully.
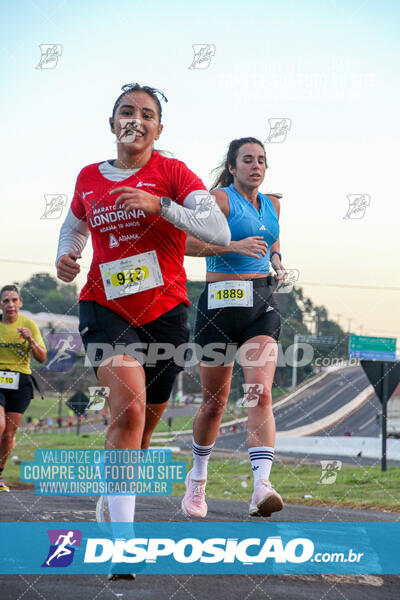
[56,84,230,539]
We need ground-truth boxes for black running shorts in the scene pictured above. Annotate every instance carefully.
[79,301,190,404]
[194,277,281,363]
[0,373,34,414]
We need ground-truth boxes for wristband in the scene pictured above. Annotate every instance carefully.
[270,251,282,262]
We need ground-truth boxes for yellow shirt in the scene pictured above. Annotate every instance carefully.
[0,314,45,374]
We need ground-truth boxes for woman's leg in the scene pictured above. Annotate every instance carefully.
[98,356,146,450]
[141,403,168,449]
[98,355,146,522]
[240,335,277,448]
[0,410,22,478]
[0,406,5,456]
[138,301,191,449]
[182,363,233,517]
[239,335,284,516]
[193,363,233,445]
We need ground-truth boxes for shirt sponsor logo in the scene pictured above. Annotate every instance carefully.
[137,181,156,188]
[109,234,119,248]
[89,209,146,228]
[119,234,140,242]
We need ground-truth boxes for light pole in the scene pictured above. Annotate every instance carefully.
[291,334,299,390]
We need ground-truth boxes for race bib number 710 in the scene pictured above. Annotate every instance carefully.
[0,371,20,390]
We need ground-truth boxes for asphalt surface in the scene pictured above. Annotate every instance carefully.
[171,367,383,440]
[24,404,199,436]
[3,571,400,600]
[178,433,400,467]
[5,369,399,598]
[1,492,399,600]
[29,367,385,440]
[323,392,382,437]
[273,368,378,433]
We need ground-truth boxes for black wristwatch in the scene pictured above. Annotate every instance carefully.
[160,196,172,216]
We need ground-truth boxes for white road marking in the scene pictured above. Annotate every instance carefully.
[358,415,377,431]
[283,375,367,428]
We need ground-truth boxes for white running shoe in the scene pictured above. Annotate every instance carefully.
[181,469,207,518]
[249,479,284,517]
[96,495,111,534]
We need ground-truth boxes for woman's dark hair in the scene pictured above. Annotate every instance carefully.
[210,137,267,190]
[0,284,20,299]
[111,83,168,123]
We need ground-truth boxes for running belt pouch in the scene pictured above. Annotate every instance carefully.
[30,374,44,399]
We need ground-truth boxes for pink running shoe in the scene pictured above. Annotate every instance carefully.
[181,469,207,518]
[249,479,284,517]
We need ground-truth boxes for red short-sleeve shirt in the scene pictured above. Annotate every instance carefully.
[71,151,206,326]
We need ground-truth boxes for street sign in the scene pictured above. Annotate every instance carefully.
[361,359,400,472]
[291,334,337,390]
[349,335,396,361]
[66,391,89,416]
[297,335,337,345]
[360,360,400,403]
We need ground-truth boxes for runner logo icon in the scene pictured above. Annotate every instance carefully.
[43,333,82,372]
[42,529,82,568]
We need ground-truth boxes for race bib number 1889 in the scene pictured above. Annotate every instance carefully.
[99,251,164,300]
[208,280,253,309]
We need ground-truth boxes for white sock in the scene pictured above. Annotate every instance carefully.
[107,495,136,522]
[248,446,274,485]
[192,439,214,480]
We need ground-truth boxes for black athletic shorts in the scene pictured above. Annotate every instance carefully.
[0,373,34,414]
[194,277,281,363]
[79,301,190,404]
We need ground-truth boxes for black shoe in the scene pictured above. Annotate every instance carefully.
[107,572,136,581]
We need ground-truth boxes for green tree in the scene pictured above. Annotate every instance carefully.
[19,273,79,316]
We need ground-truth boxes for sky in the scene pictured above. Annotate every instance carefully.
[0,0,399,347]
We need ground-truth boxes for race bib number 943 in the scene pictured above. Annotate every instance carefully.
[111,266,149,287]
[100,251,164,300]
[208,281,253,309]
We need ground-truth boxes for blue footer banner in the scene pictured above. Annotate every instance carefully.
[1,522,399,574]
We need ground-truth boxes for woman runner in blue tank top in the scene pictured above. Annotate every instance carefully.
[182,137,287,519]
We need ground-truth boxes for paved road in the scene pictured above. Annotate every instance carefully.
[24,368,385,440]
[21,404,199,436]
[1,492,399,600]
[323,392,382,437]
[274,368,377,432]
[2,570,399,600]
[177,433,400,467]
[3,491,400,523]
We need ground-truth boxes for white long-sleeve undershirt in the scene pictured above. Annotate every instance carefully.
[55,163,230,266]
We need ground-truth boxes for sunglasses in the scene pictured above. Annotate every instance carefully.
[120,83,168,104]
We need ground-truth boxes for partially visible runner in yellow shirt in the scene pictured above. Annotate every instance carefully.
[0,285,47,491]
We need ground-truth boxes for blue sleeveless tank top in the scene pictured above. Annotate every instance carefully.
[206,184,280,273]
